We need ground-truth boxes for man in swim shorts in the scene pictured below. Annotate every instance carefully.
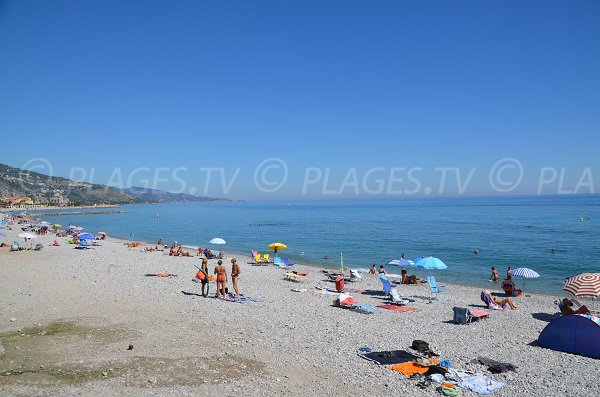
[231,258,240,299]
[214,259,227,298]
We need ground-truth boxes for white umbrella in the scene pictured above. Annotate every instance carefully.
[18,232,38,239]
[511,267,540,295]
[209,238,226,245]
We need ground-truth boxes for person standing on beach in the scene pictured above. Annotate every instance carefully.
[507,267,512,277]
[199,258,209,297]
[231,258,240,299]
[214,260,227,298]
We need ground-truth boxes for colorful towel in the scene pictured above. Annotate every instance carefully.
[377,304,417,313]
[390,359,441,376]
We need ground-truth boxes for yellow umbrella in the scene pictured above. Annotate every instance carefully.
[268,242,287,256]
[54,224,62,228]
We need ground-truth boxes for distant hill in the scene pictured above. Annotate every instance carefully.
[0,163,229,206]
[114,187,229,203]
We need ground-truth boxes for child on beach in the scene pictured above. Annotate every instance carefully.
[231,258,240,299]
[214,260,227,298]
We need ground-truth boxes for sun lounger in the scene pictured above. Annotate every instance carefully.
[283,257,294,266]
[453,307,489,324]
[335,293,376,314]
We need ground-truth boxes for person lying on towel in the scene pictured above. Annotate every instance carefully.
[401,269,419,284]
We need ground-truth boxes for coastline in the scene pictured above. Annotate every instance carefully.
[1,222,598,396]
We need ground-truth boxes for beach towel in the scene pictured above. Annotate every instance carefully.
[390,359,441,376]
[359,350,421,365]
[144,273,177,277]
[461,373,505,394]
[223,293,263,303]
[377,304,417,313]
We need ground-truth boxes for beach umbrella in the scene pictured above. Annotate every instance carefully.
[387,258,415,267]
[415,257,448,270]
[98,231,107,235]
[511,267,540,295]
[415,257,447,301]
[73,226,84,231]
[209,238,226,245]
[18,232,38,239]
[54,224,62,228]
[268,242,287,256]
[563,273,600,298]
[77,233,96,241]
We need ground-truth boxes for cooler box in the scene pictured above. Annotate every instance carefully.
[335,277,345,292]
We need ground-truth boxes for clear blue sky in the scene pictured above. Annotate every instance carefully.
[1,1,599,199]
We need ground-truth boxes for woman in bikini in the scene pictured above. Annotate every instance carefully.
[214,260,227,298]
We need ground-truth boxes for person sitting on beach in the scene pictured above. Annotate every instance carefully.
[560,298,591,315]
[218,250,224,259]
[50,240,60,246]
[205,249,215,259]
[370,264,377,274]
[231,258,240,299]
[490,267,499,283]
[401,269,418,284]
[378,265,387,275]
[481,290,517,310]
[501,275,522,297]
[169,245,178,256]
[214,259,227,298]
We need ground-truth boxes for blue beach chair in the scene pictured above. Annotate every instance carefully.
[427,276,445,299]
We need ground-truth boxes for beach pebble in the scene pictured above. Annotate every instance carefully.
[10,317,16,322]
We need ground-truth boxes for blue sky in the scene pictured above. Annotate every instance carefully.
[1,1,599,199]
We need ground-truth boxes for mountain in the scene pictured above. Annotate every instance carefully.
[0,163,229,206]
[115,187,229,203]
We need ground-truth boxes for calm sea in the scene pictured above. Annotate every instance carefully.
[29,195,600,295]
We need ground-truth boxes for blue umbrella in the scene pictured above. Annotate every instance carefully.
[386,258,415,267]
[78,240,92,247]
[415,257,448,300]
[78,233,96,241]
[415,257,448,270]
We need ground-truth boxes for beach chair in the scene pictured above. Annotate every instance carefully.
[251,250,259,260]
[350,269,362,279]
[10,242,20,251]
[390,287,409,305]
[453,307,473,324]
[379,275,394,296]
[427,276,445,296]
[262,253,270,263]
[255,253,264,263]
[283,257,294,266]
[34,243,43,251]
[273,256,284,267]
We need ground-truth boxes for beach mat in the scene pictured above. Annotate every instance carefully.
[390,359,441,376]
[360,350,420,365]
[145,273,177,277]
[377,304,417,313]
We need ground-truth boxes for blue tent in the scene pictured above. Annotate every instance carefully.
[538,315,600,359]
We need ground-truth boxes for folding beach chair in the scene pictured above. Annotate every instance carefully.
[390,287,409,305]
[283,257,294,266]
[262,253,270,263]
[379,275,394,296]
[427,276,445,297]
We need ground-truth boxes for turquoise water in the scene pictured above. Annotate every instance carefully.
[29,195,600,294]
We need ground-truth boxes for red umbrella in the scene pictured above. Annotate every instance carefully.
[563,273,600,298]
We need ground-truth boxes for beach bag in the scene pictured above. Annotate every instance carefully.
[195,270,206,281]
[411,340,430,353]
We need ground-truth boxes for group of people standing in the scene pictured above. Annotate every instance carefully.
[195,257,241,299]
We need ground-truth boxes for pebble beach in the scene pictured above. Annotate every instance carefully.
[1,225,599,397]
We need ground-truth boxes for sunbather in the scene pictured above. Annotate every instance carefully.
[560,298,590,315]
[401,269,418,284]
[482,290,517,310]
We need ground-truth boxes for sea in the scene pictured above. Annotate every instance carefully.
[27,195,600,295]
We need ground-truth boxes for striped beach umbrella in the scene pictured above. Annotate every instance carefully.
[511,267,540,295]
[563,273,600,298]
[387,258,415,267]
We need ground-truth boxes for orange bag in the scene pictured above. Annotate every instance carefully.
[195,271,206,280]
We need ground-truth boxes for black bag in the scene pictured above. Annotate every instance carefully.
[411,340,430,353]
